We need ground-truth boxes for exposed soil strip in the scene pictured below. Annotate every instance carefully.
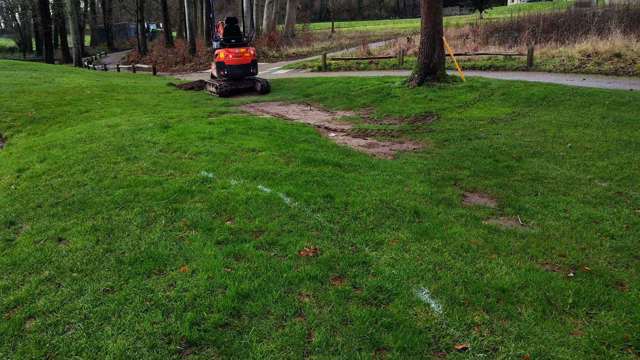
[240,102,423,159]
[483,216,527,230]
[462,191,497,208]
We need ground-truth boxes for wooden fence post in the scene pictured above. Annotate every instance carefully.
[103,64,107,71]
[116,64,120,72]
[321,53,327,71]
[398,49,405,66]
[132,64,137,73]
[152,64,157,76]
[527,45,535,69]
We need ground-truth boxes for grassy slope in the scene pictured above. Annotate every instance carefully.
[305,0,571,32]
[1,61,639,359]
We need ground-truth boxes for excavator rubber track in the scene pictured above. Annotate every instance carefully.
[205,77,271,98]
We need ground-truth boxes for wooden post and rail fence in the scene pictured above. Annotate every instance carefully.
[319,45,535,72]
[81,51,158,76]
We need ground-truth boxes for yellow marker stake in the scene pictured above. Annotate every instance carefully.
[443,36,465,82]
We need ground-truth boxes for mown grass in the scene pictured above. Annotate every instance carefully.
[0,37,18,53]
[1,60,639,359]
[304,0,572,32]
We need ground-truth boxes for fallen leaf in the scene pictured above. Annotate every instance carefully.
[306,330,315,342]
[582,266,592,272]
[615,281,630,292]
[330,275,346,287]
[223,268,233,272]
[521,355,531,360]
[570,329,584,337]
[179,265,189,273]
[298,247,320,257]
[454,343,469,352]
[297,292,312,303]
[432,351,448,359]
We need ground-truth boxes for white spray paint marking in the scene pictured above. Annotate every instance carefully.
[229,179,240,186]
[257,185,296,207]
[416,287,443,315]
[200,171,214,179]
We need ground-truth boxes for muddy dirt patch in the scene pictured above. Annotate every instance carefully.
[483,216,527,230]
[462,192,497,208]
[0,133,5,150]
[240,102,423,159]
[172,80,207,91]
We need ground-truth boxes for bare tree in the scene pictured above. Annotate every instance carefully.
[53,0,72,63]
[261,0,276,34]
[65,0,83,66]
[135,0,147,55]
[88,0,97,46]
[408,0,445,86]
[160,0,173,47]
[184,0,196,55]
[283,0,298,39]
[99,0,114,50]
[37,0,54,63]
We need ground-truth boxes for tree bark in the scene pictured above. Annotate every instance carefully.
[88,0,97,47]
[204,0,212,45]
[253,0,261,35]
[177,0,186,39]
[65,0,83,66]
[100,0,114,50]
[283,0,297,39]
[408,0,445,86]
[37,0,55,63]
[31,4,42,57]
[262,0,278,34]
[135,0,148,55]
[184,0,196,55]
[53,0,72,63]
[160,0,174,47]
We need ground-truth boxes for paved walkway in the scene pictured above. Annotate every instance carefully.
[174,67,640,91]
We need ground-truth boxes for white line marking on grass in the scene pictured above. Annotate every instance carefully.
[200,171,215,179]
[416,287,443,315]
[273,69,292,74]
[257,185,273,193]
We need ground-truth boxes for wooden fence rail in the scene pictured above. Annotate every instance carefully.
[322,45,535,71]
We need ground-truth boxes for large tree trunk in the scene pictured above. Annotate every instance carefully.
[283,0,297,39]
[136,0,148,55]
[89,0,97,47]
[242,0,253,36]
[100,0,114,50]
[79,0,86,55]
[408,0,445,86]
[184,0,196,55]
[53,0,72,63]
[160,0,174,47]
[203,0,212,45]
[31,5,42,57]
[65,0,83,66]
[37,0,55,63]
[253,0,261,36]
[261,0,275,34]
[177,0,186,39]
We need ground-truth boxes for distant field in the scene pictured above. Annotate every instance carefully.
[0,37,17,52]
[304,0,572,32]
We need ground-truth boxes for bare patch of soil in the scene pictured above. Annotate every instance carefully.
[0,133,5,149]
[462,192,498,208]
[173,80,207,91]
[483,216,527,230]
[240,102,423,159]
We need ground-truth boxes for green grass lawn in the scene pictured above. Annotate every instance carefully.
[304,0,571,32]
[1,60,639,359]
[0,37,18,53]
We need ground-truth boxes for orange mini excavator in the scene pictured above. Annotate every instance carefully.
[205,8,270,97]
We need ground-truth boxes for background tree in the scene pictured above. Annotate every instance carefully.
[135,0,147,55]
[283,0,298,39]
[184,0,196,55]
[261,0,276,34]
[470,0,492,19]
[88,0,97,46]
[65,0,83,66]
[37,0,54,63]
[160,0,173,47]
[100,0,114,50]
[408,0,446,86]
[53,0,72,63]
